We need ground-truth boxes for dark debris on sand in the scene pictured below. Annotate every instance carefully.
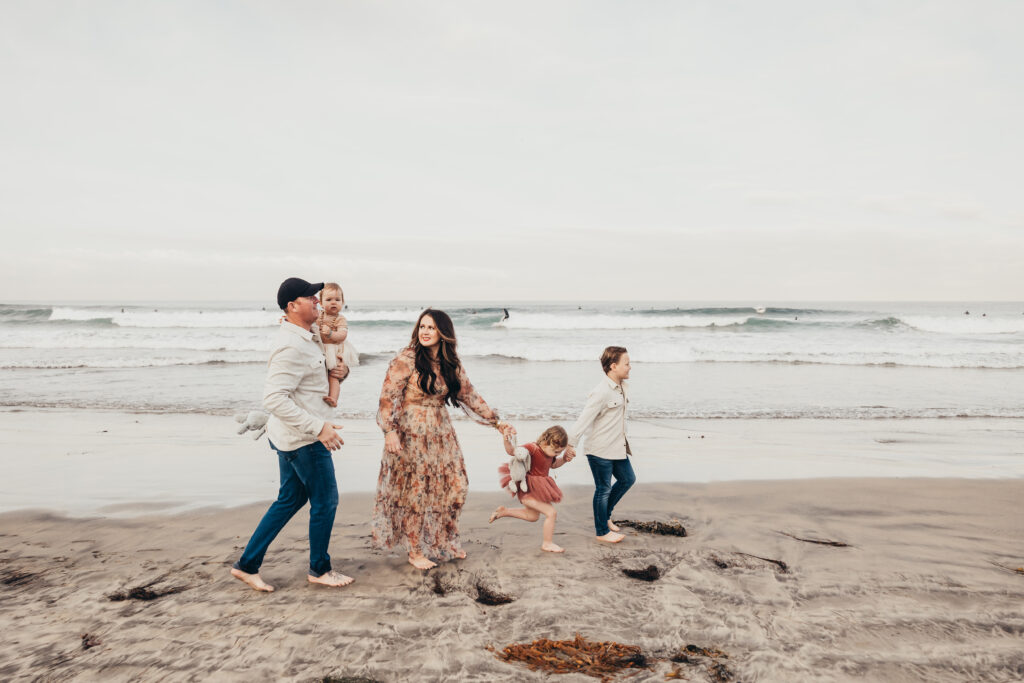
[778,531,850,547]
[474,580,515,606]
[710,555,730,569]
[737,552,789,573]
[319,676,383,683]
[670,644,738,682]
[613,519,687,537]
[712,552,789,573]
[494,634,648,680]
[80,633,102,651]
[107,580,188,602]
[0,568,38,587]
[989,561,1024,576]
[430,573,451,596]
[622,565,661,581]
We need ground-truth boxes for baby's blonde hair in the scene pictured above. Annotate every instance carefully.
[321,282,344,302]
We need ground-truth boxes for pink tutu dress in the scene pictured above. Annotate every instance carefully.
[498,442,563,504]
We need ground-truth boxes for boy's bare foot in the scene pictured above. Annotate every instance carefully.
[322,396,337,407]
[607,520,621,532]
[541,542,565,553]
[489,506,506,523]
[308,570,353,587]
[230,567,275,592]
[596,531,625,544]
[408,553,437,570]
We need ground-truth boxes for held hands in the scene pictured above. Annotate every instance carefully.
[563,445,577,462]
[497,421,516,439]
[318,423,344,451]
[385,430,402,455]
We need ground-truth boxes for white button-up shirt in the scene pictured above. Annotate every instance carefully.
[263,321,334,452]
[568,375,630,460]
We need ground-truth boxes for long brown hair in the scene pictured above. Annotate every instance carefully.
[410,309,462,407]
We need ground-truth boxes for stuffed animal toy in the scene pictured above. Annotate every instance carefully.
[234,410,268,440]
[505,432,530,495]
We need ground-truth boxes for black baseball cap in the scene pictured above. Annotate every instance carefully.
[277,277,324,310]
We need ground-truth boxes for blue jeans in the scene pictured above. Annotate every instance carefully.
[587,455,636,536]
[234,440,339,577]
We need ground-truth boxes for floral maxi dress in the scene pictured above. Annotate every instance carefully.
[372,347,500,560]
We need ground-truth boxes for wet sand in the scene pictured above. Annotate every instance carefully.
[3,408,1023,515]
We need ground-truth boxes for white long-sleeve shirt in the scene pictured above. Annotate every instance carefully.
[262,321,334,452]
[568,375,630,460]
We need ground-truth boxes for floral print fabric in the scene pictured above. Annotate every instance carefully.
[372,346,499,559]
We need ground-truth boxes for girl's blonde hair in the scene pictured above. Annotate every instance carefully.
[537,425,568,448]
[322,282,344,302]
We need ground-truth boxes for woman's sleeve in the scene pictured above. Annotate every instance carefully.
[377,350,414,433]
[456,363,500,427]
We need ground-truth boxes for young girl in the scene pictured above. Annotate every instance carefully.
[318,282,359,408]
[490,425,575,553]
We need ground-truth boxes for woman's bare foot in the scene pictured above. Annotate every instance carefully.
[308,570,354,587]
[230,567,275,592]
[322,396,337,407]
[451,549,467,560]
[607,520,621,532]
[595,531,625,543]
[541,542,564,553]
[489,506,506,524]
[408,553,437,570]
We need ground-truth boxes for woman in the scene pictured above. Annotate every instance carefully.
[373,309,514,570]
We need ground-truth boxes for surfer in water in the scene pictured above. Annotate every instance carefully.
[501,308,510,322]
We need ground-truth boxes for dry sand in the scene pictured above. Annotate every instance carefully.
[2,479,1023,682]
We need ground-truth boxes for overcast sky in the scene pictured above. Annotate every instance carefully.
[1,1,1021,302]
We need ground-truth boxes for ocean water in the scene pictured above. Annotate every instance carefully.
[1,301,1023,420]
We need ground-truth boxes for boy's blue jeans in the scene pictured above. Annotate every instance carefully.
[234,440,338,577]
[586,455,636,536]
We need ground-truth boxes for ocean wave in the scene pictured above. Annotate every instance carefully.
[0,306,54,323]
[3,398,1022,421]
[343,309,423,323]
[0,357,265,370]
[496,312,756,330]
[636,306,829,316]
[900,315,1024,335]
[2,342,1021,369]
[48,307,281,329]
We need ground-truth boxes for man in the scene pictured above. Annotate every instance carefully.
[231,277,352,592]
[565,346,635,544]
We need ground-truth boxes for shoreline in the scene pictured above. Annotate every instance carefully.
[3,407,1023,517]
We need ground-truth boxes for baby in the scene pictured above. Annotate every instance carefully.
[317,282,358,408]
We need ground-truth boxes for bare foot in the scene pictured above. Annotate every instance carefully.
[308,570,353,587]
[489,506,506,524]
[408,553,437,570]
[230,567,274,592]
[607,520,621,532]
[452,550,467,560]
[595,531,625,544]
[322,396,337,407]
[541,542,565,553]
